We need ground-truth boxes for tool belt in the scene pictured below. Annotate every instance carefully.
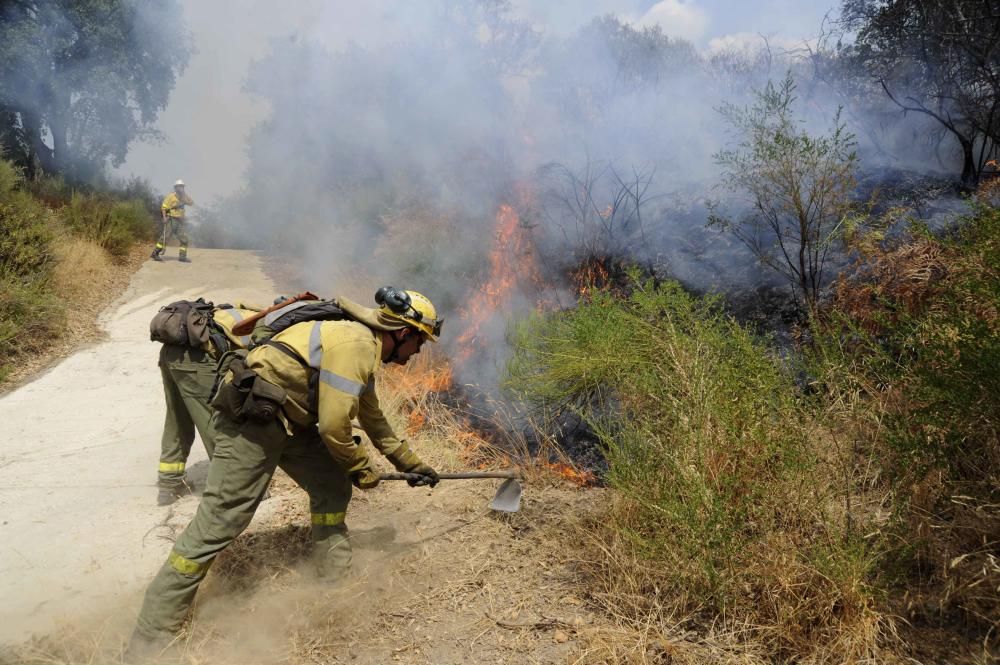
[210,350,287,424]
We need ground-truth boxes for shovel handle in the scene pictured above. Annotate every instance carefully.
[380,470,520,481]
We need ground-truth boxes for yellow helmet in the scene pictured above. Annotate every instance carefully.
[375,287,443,341]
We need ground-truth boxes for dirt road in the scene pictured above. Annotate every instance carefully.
[0,250,277,643]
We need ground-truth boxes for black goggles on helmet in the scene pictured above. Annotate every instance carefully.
[405,307,443,337]
[426,317,443,337]
[376,286,443,336]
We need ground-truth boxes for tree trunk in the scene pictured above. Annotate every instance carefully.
[49,114,67,176]
[19,109,54,178]
[798,220,811,310]
[960,138,978,188]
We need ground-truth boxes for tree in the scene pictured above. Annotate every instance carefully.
[710,73,859,312]
[538,158,657,265]
[0,0,190,180]
[536,16,701,126]
[843,0,1000,186]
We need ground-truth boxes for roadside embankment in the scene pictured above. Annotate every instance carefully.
[0,159,158,388]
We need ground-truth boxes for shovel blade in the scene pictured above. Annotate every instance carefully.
[489,478,522,513]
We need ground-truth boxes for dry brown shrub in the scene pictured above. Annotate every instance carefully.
[898,472,1000,654]
[50,235,116,303]
[833,238,948,334]
[565,492,901,665]
[2,236,146,390]
[976,175,1000,207]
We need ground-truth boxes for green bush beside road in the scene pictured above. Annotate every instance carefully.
[0,159,155,383]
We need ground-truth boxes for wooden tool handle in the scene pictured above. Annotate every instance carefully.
[380,470,520,481]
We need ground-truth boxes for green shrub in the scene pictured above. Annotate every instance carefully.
[112,175,160,216]
[817,205,999,482]
[507,274,882,656]
[890,209,999,478]
[0,161,55,281]
[0,159,22,201]
[0,200,55,279]
[62,192,152,259]
[26,174,74,208]
[814,205,1000,643]
[0,273,65,382]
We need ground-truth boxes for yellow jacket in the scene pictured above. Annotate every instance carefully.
[244,319,402,475]
[161,192,193,218]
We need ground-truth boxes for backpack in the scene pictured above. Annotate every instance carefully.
[245,299,350,413]
[150,298,227,351]
[249,300,347,348]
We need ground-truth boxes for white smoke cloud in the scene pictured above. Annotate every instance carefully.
[707,31,813,55]
[636,0,710,40]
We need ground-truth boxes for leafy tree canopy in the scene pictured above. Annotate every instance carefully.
[843,0,1000,185]
[0,0,190,181]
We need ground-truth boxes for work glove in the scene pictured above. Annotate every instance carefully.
[387,441,439,488]
[345,435,378,489]
[405,462,439,488]
[350,468,381,490]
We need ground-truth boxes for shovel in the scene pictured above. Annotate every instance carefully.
[379,470,523,513]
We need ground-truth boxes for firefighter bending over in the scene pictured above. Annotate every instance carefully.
[128,287,443,652]
[153,301,262,505]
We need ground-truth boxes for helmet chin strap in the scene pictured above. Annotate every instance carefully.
[385,329,405,363]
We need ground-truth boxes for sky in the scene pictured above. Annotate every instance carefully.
[118,0,840,206]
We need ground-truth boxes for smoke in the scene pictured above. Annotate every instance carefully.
[119,0,963,390]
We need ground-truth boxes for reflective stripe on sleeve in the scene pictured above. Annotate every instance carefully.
[309,322,323,368]
[311,512,346,526]
[168,550,212,576]
[319,370,365,396]
[228,309,250,347]
[159,461,185,473]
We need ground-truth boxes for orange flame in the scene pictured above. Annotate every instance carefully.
[392,362,454,396]
[455,190,542,364]
[406,410,427,434]
[545,462,596,487]
[573,257,612,299]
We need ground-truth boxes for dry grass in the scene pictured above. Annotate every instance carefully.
[0,237,147,391]
[559,494,903,665]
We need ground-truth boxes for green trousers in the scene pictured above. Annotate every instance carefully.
[135,413,354,639]
[154,218,189,256]
[157,345,218,488]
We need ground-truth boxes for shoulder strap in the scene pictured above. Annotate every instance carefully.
[260,339,319,414]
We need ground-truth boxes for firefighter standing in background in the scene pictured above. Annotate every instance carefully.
[152,179,194,262]
[129,288,442,651]
[155,303,261,505]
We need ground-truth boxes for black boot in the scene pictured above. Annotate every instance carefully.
[151,248,163,261]
[157,484,189,506]
[178,252,191,263]
[123,629,174,664]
